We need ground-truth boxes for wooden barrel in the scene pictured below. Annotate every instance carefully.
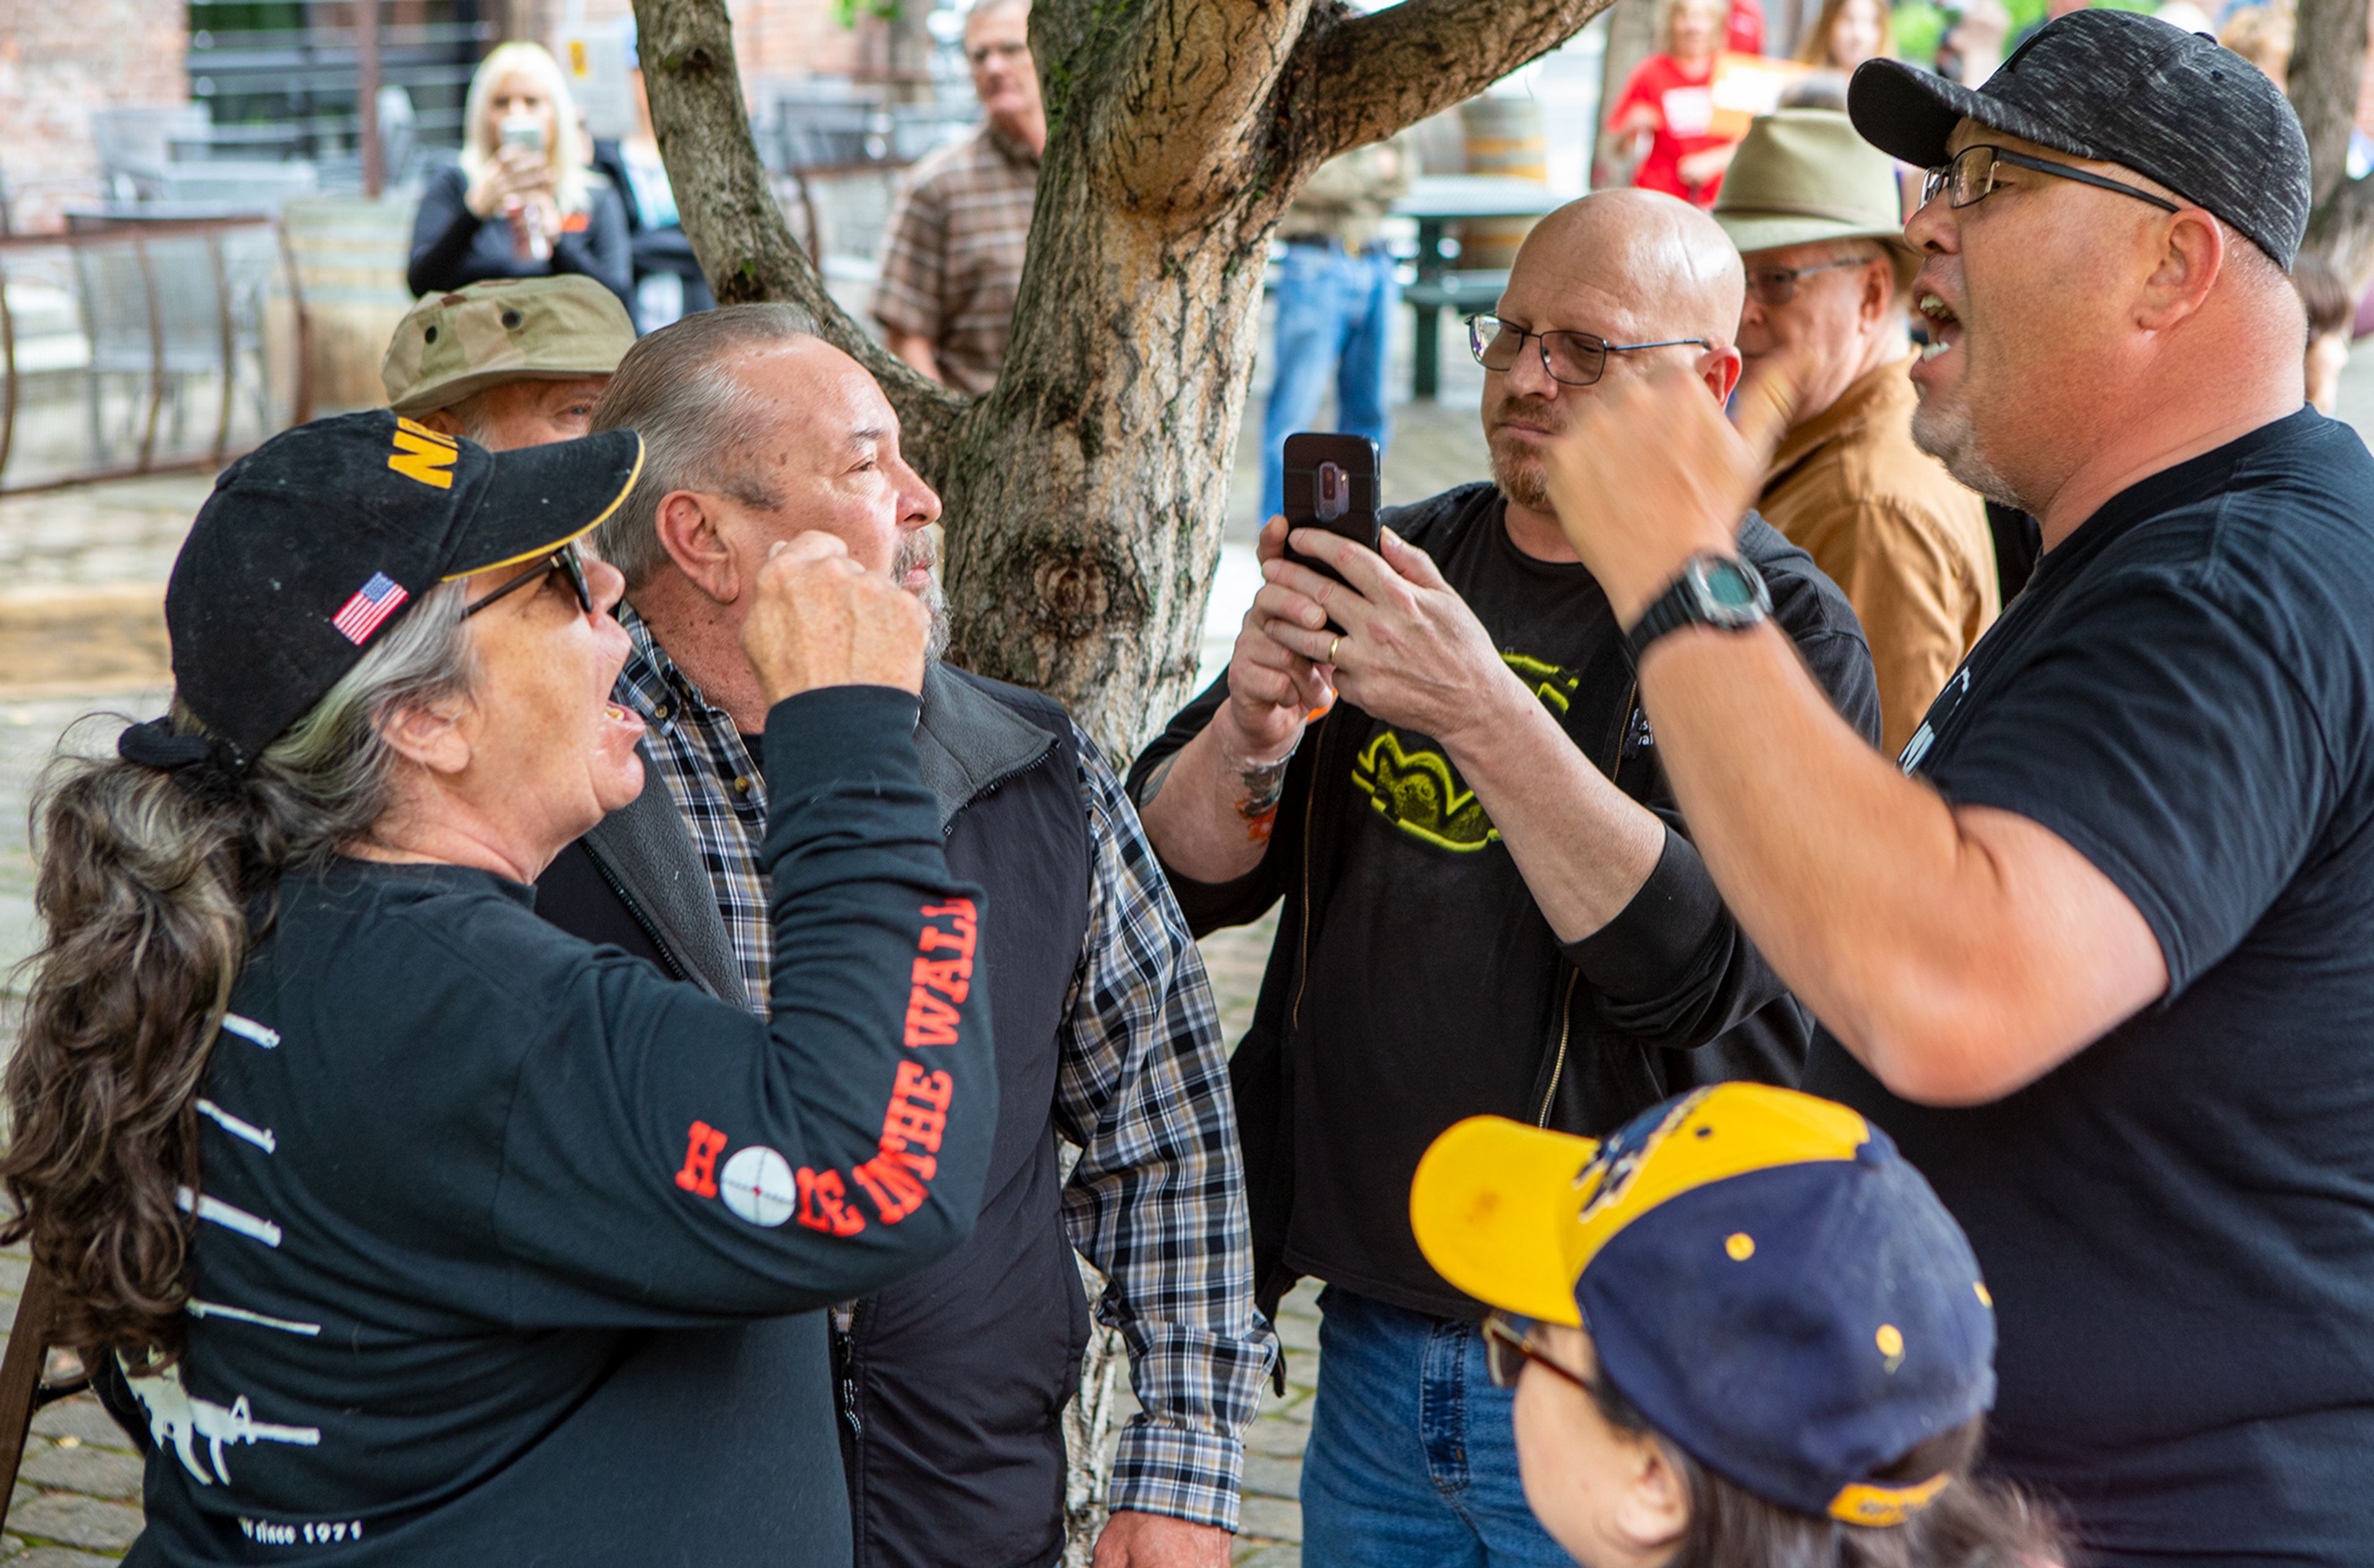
[275,194,418,418]
[1458,96,1550,271]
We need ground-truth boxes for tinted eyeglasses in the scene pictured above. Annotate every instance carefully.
[464,543,593,619]
[1481,1312,1598,1396]
[1468,315,1711,388]
[1920,145,2180,216]
[1744,255,1872,307]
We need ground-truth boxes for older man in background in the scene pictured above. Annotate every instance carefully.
[1714,108,1996,755]
[870,0,1042,392]
[534,305,1272,1568]
[381,274,634,449]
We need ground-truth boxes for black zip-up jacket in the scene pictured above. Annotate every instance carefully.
[1127,486,1879,1321]
[124,688,994,1567]
[406,161,633,308]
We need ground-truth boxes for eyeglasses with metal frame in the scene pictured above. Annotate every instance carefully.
[1482,1311,1600,1396]
[1467,315,1712,388]
[463,543,594,619]
[1920,145,2180,216]
[1743,255,1874,307]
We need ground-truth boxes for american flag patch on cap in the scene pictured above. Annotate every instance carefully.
[331,572,409,645]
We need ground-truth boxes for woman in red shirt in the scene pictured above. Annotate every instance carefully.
[1606,0,1741,207]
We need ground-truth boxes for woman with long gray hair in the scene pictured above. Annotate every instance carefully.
[2,411,994,1565]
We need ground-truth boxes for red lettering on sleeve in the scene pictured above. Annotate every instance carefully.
[794,1167,866,1235]
[903,990,962,1048]
[674,1121,729,1198]
[851,1153,930,1223]
[911,956,971,1004]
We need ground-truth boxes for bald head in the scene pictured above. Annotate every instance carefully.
[1510,189,1746,350]
[1483,190,1748,532]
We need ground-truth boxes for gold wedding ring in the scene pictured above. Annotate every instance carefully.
[1328,635,1342,666]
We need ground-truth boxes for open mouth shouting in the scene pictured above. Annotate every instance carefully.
[1917,292,1963,365]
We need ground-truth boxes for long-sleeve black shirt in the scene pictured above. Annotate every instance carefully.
[406,162,633,308]
[123,687,995,1566]
[1128,485,1878,1319]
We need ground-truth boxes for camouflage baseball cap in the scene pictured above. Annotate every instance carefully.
[381,276,636,417]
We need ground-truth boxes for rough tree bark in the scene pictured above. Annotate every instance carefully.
[635,0,1617,756]
[2291,0,2374,283]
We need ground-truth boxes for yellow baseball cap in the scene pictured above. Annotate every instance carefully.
[381,276,635,417]
[1411,1084,1995,1528]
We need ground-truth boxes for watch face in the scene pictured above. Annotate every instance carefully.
[1687,556,1769,625]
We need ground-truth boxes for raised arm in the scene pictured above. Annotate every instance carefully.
[495,536,1000,1318]
[1133,515,1333,888]
[1538,366,2168,1105]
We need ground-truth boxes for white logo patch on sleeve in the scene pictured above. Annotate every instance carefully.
[719,1145,797,1227]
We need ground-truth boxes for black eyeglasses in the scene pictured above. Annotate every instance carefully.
[464,543,592,619]
[1468,315,1711,388]
[1744,255,1872,307]
[1921,145,2180,216]
[1482,1312,1599,1396]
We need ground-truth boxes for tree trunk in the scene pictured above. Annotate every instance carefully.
[2290,0,2374,285]
[637,0,1619,755]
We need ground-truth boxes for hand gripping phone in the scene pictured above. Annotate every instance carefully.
[1281,433,1382,606]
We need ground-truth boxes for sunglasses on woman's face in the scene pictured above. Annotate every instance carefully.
[464,543,593,619]
[1482,1311,1599,1396]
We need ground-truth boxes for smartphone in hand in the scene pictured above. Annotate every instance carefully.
[1281,433,1381,619]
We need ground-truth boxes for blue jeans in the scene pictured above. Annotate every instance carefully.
[1301,1287,1580,1568]
[1260,242,1398,522]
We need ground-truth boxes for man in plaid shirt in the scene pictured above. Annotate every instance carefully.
[869,0,1041,394]
[533,302,1273,1568]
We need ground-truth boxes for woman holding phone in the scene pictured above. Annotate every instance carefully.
[408,42,631,307]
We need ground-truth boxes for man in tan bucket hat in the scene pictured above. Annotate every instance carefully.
[381,275,635,451]
[1715,108,1996,756]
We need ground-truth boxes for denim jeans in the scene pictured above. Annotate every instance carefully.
[1260,242,1398,523]
[1301,1286,1580,1568]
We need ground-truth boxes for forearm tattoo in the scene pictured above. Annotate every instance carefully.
[1233,753,1292,844]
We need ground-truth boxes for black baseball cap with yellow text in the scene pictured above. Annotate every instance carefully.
[162,410,642,765]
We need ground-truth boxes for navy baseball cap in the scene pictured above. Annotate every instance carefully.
[1412,1084,1996,1527]
[162,410,642,765]
[1848,8,2312,268]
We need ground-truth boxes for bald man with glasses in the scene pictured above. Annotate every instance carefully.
[1127,188,1876,1568]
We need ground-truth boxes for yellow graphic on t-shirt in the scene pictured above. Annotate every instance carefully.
[1352,653,1582,852]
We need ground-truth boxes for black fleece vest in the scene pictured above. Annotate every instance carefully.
[839,673,1091,1568]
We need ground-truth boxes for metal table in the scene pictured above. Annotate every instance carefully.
[1392,176,1560,399]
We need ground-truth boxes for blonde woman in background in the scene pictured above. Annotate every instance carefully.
[409,41,632,307]
[1796,0,1893,70]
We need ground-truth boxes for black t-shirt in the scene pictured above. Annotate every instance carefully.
[1290,488,1875,1316]
[1805,411,2374,1565]
[124,689,995,1566]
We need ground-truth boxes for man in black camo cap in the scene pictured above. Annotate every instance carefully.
[1513,11,2374,1564]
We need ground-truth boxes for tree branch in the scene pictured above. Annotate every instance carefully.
[2289,0,2366,215]
[1086,0,1319,211]
[1294,0,1619,163]
[632,0,970,471]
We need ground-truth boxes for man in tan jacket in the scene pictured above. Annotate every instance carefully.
[1716,109,1997,755]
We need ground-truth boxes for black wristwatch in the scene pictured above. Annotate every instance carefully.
[1622,553,1772,666]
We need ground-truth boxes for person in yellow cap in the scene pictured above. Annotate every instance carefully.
[1410,1084,2062,1566]
[1712,109,1998,760]
[381,275,636,451]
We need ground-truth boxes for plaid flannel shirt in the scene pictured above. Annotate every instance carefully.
[613,605,1276,1530]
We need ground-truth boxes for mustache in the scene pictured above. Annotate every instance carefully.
[1489,395,1563,431]
[893,532,937,579]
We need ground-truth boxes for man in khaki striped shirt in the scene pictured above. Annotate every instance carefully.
[870,0,1042,394]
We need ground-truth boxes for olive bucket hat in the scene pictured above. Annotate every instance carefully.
[1713,108,1920,291]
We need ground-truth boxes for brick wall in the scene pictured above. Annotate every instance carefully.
[0,0,188,234]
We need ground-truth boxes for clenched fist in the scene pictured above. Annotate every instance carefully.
[741,533,931,702]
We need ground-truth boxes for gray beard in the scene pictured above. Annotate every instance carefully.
[1911,399,2027,513]
[896,532,951,664]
